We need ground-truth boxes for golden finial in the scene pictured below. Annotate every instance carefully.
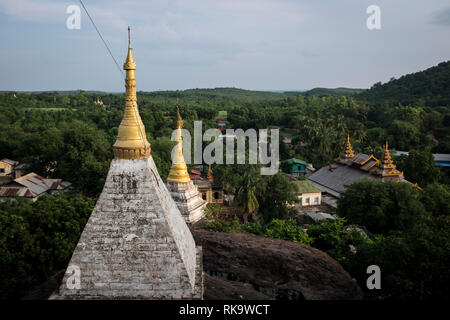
[167,100,190,183]
[207,165,213,180]
[123,26,136,70]
[380,139,397,174]
[128,26,131,49]
[382,140,392,163]
[174,97,183,129]
[112,27,151,159]
[343,133,355,158]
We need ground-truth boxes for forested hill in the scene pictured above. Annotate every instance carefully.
[3,88,294,103]
[138,87,292,102]
[357,61,450,107]
[304,87,364,97]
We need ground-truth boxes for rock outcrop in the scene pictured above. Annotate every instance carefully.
[193,230,363,300]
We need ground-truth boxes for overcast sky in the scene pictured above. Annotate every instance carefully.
[0,0,449,92]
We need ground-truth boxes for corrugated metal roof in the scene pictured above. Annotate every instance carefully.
[284,158,307,165]
[306,211,335,222]
[0,158,18,166]
[295,180,322,194]
[394,152,450,163]
[351,154,371,165]
[14,163,30,170]
[0,187,20,197]
[308,180,341,198]
[0,186,38,198]
[0,172,70,199]
[361,160,377,171]
[434,154,450,162]
[307,163,377,195]
[14,173,49,195]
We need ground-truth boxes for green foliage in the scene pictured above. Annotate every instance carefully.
[307,218,367,267]
[209,218,311,244]
[280,160,292,174]
[150,136,175,179]
[347,215,450,299]
[358,61,450,107]
[263,218,312,244]
[239,221,265,235]
[203,204,241,233]
[396,149,440,186]
[388,120,420,150]
[0,194,94,299]
[204,211,311,244]
[305,87,364,97]
[433,136,450,153]
[337,179,427,234]
[204,218,241,233]
[420,183,450,217]
[234,171,259,222]
[257,173,299,223]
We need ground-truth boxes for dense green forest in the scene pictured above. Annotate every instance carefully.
[304,87,364,97]
[0,61,449,299]
[357,60,450,107]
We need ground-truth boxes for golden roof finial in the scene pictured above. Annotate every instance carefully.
[167,100,190,183]
[174,97,183,129]
[343,133,355,158]
[112,27,151,159]
[123,26,136,71]
[382,140,392,163]
[378,139,404,179]
[207,165,213,180]
[128,26,131,49]
[380,139,396,171]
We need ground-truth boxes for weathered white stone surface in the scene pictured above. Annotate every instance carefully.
[54,157,203,299]
[166,181,207,224]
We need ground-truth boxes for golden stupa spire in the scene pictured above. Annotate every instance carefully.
[343,134,355,158]
[167,99,191,183]
[381,140,395,170]
[113,27,151,159]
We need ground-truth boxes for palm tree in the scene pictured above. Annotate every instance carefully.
[234,172,259,223]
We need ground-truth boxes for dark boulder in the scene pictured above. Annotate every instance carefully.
[204,273,273,300]
[193,230,363,300]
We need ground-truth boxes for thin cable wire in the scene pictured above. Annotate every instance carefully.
[78,0,125,78]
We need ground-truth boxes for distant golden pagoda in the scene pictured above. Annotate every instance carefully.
[167,100,191,183]
[343,134,355,158]
[94,97,104,106]
[112,27,151,159]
